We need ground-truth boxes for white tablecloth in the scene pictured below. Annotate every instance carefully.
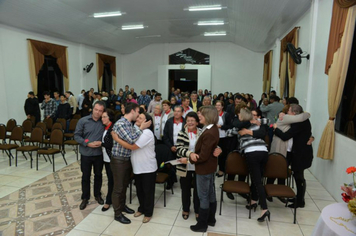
[312,202,356,236]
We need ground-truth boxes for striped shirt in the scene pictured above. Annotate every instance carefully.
[238,118,269,153]
[111,117,142,158]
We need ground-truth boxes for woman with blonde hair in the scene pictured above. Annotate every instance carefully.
[189,105,219,232]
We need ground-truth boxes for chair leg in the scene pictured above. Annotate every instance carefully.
[22,151,28,160]
[293,197,297,224]
[219,188,223,215]
[129,179,132,204]
[36,153,39,170]
[76,145,78,160]
[15,151,18,167]
[164,182,166,207]
[248,194,252,219]
[53,154,55,172]
[29,152,33,169]
[62,152,68,165]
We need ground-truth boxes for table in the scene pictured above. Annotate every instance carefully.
[312,202,356,236]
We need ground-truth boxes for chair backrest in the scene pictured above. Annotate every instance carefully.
[56,118,66,130]
[10,125,23,142]
[52,122,63,131]
[73,114,81,120]
[22,119,33,133]
[50,128,64,146]
[225,151,249,176]
[43,117,53,131]
[264,153,288,179]
[264,135,270,150]
[68,119,78,132]
[29,116,36,127]
[36,122,47,133]
[30,127,44,143]
[0,124,6,141]
[6,119,17,132]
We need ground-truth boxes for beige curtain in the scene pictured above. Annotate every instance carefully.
[279,27,299,98]
[279,52,287,97]
[96,53,116,92]
[263,51,273,94]
[27,39,69,93]
[317,4,356,160]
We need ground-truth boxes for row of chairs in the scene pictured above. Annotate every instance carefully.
[219,151,297,224]
[0,117,81,171]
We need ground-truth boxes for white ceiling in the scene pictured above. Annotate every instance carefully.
[0,0,312,54]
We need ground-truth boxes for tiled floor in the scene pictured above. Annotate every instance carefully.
[0,149,336,236]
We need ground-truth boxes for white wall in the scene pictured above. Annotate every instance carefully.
[268,0,356,201]
[0,24,122,123]
[122,42,264,98]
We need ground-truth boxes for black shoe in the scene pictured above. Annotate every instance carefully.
[166,183,174,190]
[277,197,287,204]
[95,196,104,205]
[101,205,110,212]
[123,205,135,214]
[115,213,131,224]
[226,192,234,200]
[79,199,88,210]
[215,172,223,178]
[245,203,258,212]
[288,202,305,208]
[257,210,270,222]
[266,197,273,202]
[238,193,249,199]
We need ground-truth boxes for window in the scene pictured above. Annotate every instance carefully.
[335,25,356,140]
[37,55,63,103]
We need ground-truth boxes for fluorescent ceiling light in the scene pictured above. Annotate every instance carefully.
[188,5,222,11]
[204,32,226,36]
[93,11,122,18]
[197,21,224,26]
[135,35,161,39]
[122,25,144,30]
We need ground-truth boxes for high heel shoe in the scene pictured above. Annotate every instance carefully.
[257,210,270,222]
[245,203,257,212]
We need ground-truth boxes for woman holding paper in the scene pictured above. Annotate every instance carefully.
[176,112,201,220]
[111,112,156,223]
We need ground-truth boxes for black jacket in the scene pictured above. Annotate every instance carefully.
[101,123,113,160]
[56,103,71,120]
[163,117,185,149]
[24,97,40,116]
[274,119,313,171]
[189,100,202,111]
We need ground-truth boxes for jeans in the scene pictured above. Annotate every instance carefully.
[196,173,216,209]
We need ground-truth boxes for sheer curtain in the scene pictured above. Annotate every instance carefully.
[27,39,69,94]
[317,1,356,160]
[96,53,116,92]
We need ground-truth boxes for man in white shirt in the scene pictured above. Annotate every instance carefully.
[181,96,194,118]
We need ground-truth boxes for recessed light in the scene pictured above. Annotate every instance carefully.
[122,25,145,30]
[204,32,227,36]
[197,21,225,26]
[93,11,123,18]
[187,5,223,11]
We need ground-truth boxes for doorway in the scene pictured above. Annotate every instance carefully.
[169,69,198,95]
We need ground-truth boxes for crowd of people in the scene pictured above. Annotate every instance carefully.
[23,86,314,232]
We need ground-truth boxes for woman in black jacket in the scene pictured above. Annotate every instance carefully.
[101,109,115,211]
[81,91,93,117]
